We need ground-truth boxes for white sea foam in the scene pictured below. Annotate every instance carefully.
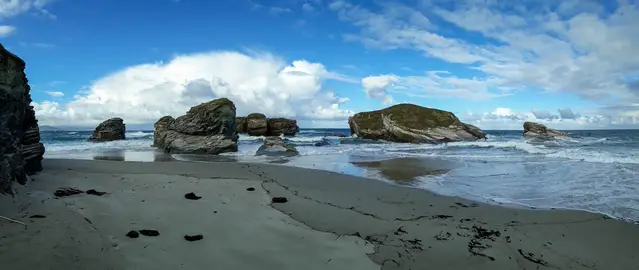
[126,131,153,138]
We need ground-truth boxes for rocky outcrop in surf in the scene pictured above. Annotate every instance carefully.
[246,113,268,136]
[153,98,238,154]
[237,114,299,136]
[348,104,486,143]
[266,118,299,136]
[523,122,568,139]
[255,136,299,157]
[0,43,45,193]
[88,118,126,142]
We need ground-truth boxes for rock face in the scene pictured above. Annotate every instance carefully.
[246,113,268,136]
[348,104,486,143]
[266,118,299,136]
[153,98,238,154]
[88,118,126,142]
[237,114,299,136]
[236,117,247,134]
[255,137,299,157]
[0,44,45,193]
[523,122,568,139]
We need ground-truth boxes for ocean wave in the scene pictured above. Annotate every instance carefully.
[546,149,639,164]
[126,131,154,138]
[45,139,154,153]
[446,140,550,154]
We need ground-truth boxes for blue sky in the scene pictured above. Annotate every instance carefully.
[1,0,638,129]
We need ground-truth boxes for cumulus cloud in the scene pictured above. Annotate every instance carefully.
[33,51,355,126]
[45,91,64,97]
[461,107,618,130]
[361,75,398,105]
[329,0,639,126]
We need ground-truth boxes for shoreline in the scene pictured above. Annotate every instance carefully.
[46,152,639,221]
[2,159,639,269]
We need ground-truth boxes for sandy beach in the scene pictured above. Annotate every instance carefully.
[1,159,639,270]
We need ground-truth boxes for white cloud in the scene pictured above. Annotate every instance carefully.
[329,0,639,125]
[33,50,355,126]
[0,25,15,37]
[459,107,637,130]
[361,75,397,105]
[0,0,56,19]
[45,91,64,97]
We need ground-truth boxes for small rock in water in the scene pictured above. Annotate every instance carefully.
[271,197,288,203]
[139,229,160,237]
[126,230,140,238]
[184,234,204,242]
[54,188,84,197]
[246,187,255,191]
[184,192,202,200]
[86,189,107,196]
[29,215,46,219]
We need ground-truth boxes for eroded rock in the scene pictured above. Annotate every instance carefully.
[89,118,126,142]
[523,122,568,139]
[236,116,247,134]
[267,118,299,136]
[247,113,268,136]
[255,136,299,157]
[348,104,486,143]
[0,43,45,193]
[153,98,238,154]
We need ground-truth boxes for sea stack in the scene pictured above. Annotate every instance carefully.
[348,103,486,143]
[88,117,126,142]
[153,98,238,154]
[246,113,268,136]
[523,122,568,139]
[237,114,299,136]
[0,43,45,193]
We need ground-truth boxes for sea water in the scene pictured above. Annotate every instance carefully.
[41,129,639,222]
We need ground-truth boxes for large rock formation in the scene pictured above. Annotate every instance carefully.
[88,117,126,142]
[246,113,268,136]
[348,104,486,143]
[266,118,299,136]
[0,43,45,193]
[236,117,247,134]
[237,114,299,136]
[523,122,568,139]
[255,137,299,157]
[154,98,238,154]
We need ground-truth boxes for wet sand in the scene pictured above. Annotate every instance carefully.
[351,157,457,185]
[2,159,639,269]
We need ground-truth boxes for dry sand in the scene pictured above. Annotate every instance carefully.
[1,159,639,270]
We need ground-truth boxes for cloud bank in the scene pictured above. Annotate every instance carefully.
[33,51,354,126]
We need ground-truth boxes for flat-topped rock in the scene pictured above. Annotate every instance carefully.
[238,114,299,136]
[349,104,486,143]
[267,118,299,136]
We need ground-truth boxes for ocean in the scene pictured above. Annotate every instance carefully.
[41,128,639,222]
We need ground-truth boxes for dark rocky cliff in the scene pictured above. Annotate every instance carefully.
[0,43,45,193]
